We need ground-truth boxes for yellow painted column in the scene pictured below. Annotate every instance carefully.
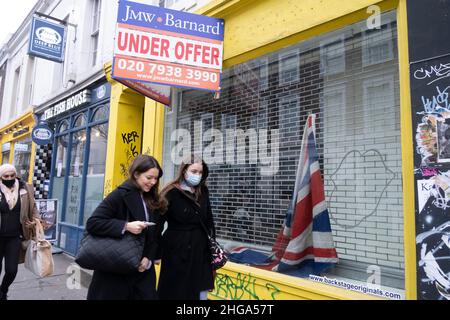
[397,0,417,300]
[142,98,166,165]
[28,139,36,184]
[9,143,15,164]
[103,81,145,196]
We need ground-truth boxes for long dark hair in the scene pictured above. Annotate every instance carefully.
[129,155,167,214]
[161,154,209,200]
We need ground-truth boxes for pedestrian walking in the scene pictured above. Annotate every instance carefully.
[85,155,166,300]
[158,154,216,300]
[0,164,40,300]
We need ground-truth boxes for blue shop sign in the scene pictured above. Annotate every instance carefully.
[32,123,54,145]
[28,16,67,63]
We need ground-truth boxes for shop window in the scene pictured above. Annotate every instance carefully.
[64,130,86,225]
[259,58,269,91]
[362,23,394,67]
[58,120,70,134]
[91,105,109,122]
[2,151,10,165]
[13,139,32,182]
[53,135,68,225]
[163,11,403,297]
[320,36,346,75]
[278,49,299,86]
[322,84,347,140]
[362,74,396,135]
[73,114,87,128]
[2,143,11,164]
[83,123,108,225]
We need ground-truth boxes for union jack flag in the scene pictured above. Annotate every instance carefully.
[271,114,338,273]
[227,114,338,276]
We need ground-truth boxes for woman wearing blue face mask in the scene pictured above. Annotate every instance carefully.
[158,154,215,300]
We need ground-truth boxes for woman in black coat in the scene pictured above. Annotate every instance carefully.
[85,155,166,300]
[158,154,216,300]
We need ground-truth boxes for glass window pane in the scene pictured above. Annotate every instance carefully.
[53,135,68,225]
[2,151,10,164]
[73,114,87,128]
[13,138,32,182]
[92,106,109,122]
[163,11,404,297]
[64,130,86,225]
[83,123,108,225]
[58,121,69,134]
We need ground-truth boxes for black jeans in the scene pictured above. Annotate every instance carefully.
[0,237,21,294]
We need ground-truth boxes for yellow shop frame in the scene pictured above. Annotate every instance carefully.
[0,110,36,184]
[104,0,416,300]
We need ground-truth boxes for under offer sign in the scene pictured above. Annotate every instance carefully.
[112,0,224,92]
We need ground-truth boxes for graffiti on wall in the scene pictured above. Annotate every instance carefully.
[211,272,281,300]
[120,131,140,179]
[412,56,450,300]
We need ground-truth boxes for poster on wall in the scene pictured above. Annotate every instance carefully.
[408,0,450,300]
[36,199,58,242]
[111,0,225,100]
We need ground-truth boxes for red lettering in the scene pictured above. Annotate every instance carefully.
[117,31,128,51]
[202,46,211,64]
[129,33,140,53]
[175,42,184,60]
[150,37,160,56]
[211,47,220,66]
[185,43,194,61]
[160,39,170,58]
[193,44,202,63]
[140,35,150,54]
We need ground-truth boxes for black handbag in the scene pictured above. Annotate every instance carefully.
[75,231,145,274]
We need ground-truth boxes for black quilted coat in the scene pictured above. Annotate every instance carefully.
[85,179,164,300]
[157,186,215,300]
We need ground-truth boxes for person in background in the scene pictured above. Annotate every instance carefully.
[0,164,40,300]
[85,155,166,300]
[158,154,216,300]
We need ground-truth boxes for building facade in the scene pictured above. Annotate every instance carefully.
[102,0,436,300]
[1,0,448,300]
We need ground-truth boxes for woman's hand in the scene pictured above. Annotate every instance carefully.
[24,220,35,228]
[138,257,151,273]
[125,221,148,235]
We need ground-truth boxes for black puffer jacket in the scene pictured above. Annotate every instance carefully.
[85,179,164,300]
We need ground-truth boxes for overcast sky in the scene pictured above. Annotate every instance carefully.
[0,0,38,45]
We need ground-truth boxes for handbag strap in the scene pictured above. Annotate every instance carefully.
[194,210,212,239]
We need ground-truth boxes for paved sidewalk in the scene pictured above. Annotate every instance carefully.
[6,252,90,300]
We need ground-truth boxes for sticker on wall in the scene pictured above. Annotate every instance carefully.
[416,115,438,166]
[437,118,450,163]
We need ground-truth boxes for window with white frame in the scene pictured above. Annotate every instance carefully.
[278,50,299,85]
[12,66,21,111]
[320,36,346,75]
[362,23,394,67]
[91,0,101,66]
[362,74,395,135]
[322,84,347,139]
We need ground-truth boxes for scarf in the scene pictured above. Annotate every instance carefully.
[0,179,21,210]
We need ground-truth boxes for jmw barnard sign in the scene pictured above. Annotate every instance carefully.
[112,0,225,93]
[42,90,91,121]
